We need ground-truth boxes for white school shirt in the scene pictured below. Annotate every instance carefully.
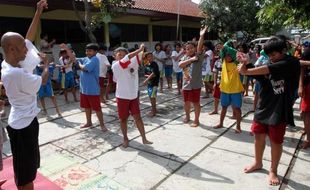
[59,57,73,73]
[202,50,213,76]
[96,52,111,78]
[171,50,183,73]
[1,61,41,130]
[153,51,166,71]
[112,54,141,100]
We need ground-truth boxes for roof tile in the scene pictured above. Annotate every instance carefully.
[133,0,202,18]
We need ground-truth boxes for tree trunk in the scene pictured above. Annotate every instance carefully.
[72,0,97,43]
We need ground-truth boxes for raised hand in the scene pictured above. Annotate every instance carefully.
[139,43,145,51]
[200,26,208,36]
[237,62,247,75]
[37,0,48,14]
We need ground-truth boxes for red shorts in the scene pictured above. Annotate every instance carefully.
[99,77,107,88]
[301,84,310,112]
[80,93,101,111]
[213,85,221,99]
[116,98,140,120]
[183,88,201,103]
[251,121,286,144]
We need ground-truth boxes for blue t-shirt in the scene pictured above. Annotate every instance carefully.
[35,64,55,85]
[78,56,100,95]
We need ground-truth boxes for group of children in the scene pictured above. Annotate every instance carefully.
[1,25,308,188]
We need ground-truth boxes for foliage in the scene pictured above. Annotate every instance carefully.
[257,0,310,31]
[72,0,135,42]
[199,0,264,42]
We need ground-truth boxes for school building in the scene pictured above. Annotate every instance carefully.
[0,0,217,55]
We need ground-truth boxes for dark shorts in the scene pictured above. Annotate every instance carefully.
[251,121,286,144]
[65,71,75,89]
[99,77,108,88]
[175,72,183,81]
[116,98,140,120]
[301,84,310,112]
[213,84,221,99]
[7,118,40,186]
[165,65,173,77]
[80,93,101,111]
[183,88,201,103]
[38,84,54,98]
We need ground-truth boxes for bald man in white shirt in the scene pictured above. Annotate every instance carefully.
[0,1,49,189]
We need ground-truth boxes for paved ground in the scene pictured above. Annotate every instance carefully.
[2,84,309,190]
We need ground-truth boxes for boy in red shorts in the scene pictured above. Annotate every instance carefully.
[179,26,207,127]
[112,44,152,148]
[298,46,310,149]
[238,37,300,186]
[61,43,107,131]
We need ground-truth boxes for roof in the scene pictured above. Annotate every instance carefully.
[133,0,202,18]
[0,0,202,18]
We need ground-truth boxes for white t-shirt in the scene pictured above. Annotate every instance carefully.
[152,51,166,71]
[19,39,41,73]
[96,52,110,78]
[202,50,213,76]
[59,56,73,73]
[1,61,41,129]
[171,50,183,73]
[112,54,141,100]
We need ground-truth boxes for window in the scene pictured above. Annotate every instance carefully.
[153,25,177,41]
[0,17,32,37]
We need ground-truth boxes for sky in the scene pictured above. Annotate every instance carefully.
[192,0,201,4]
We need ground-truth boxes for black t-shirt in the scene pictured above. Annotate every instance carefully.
[302,48,310,85]
[252,55,300,125]
[144,61,160,87]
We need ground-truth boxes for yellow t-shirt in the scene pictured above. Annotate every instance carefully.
[219,60,244,93]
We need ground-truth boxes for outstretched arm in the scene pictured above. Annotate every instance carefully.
[26,0,48,41]
[197,26,208,54]
[127,44,145,60]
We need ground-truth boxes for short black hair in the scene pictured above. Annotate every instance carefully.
[263,37,286,55]
[114,47,129,54]
[237,42,248,53]
[175,42,182,48]
[86,43,99,51]
[154,43,162,50]
[203,41,214,51]
[185,41,197,47]
[99,44,107,51]
[302,47,310,61]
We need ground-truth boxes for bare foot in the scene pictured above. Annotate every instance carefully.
[80,123,92,129]
[100,126,108,132]
[143,139,153,145]
[190,122,199,128]
[234,128,242,134]
[300,141,310,149]
[244,162,263,173]
[209,111,218,115]
[122,140,129,148]
[213,124,223,129]
[269,171,280,186]
[147,112,156,117]
[183,117,190,123]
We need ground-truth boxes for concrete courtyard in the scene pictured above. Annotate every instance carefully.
[2,84,309,190]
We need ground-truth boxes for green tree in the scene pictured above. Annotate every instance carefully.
[257,0,310,31]
[72,0,135,43]
[199,0,264,42]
